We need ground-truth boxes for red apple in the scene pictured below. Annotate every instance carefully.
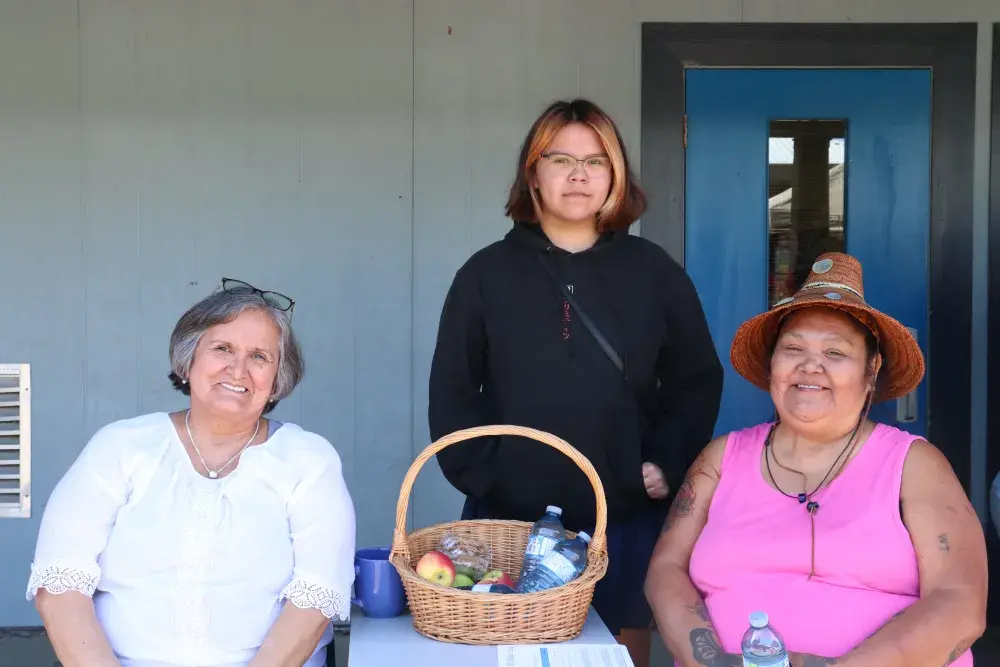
[416,550,456,587]
[479,569,514,589]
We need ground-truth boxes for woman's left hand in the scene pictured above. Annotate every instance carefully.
[642,462,669,499]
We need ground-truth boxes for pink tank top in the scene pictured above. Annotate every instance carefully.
[687,422,973,665]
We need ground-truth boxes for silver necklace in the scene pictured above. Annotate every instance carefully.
[184,410,260,479]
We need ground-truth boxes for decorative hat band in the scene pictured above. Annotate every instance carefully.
[798,281,865,301]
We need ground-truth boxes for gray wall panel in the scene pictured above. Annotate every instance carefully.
[0,0,997,630]
[0,0,85,626]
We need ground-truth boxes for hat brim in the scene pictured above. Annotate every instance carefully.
[730,289,925,402]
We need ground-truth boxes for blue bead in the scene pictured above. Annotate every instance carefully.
[797,493,807,504]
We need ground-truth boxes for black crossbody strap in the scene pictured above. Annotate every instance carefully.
[538,254,626,378]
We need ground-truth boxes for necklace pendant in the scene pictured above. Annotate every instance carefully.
[797,493,807,504]
[807,501,820,514]
[208,470,218,479]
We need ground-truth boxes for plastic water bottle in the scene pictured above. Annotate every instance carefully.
[741,611,789,667]
[516,531,590,593]
[517,506,566,584]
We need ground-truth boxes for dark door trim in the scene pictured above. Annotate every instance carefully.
[987,22,1000,624]
[988,24,1000,526]
[640,23,977,497]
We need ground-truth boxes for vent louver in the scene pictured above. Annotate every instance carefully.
[0,364,30,518]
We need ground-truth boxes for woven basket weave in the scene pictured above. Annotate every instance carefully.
[389,425,610,645]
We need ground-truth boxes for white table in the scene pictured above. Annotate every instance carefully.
[347,606,616,666]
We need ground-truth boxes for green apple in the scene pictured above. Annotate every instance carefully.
[453,573,475,588]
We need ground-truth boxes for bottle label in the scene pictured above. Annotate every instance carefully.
[742,657,789,667]
[525,535,559,557]
[539,551,578,582]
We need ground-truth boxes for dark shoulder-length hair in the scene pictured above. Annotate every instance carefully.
[504,98,646,232]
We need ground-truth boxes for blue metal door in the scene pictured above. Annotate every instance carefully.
[685,69,931,438]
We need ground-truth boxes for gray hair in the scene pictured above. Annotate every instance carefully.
[168,290,303,409]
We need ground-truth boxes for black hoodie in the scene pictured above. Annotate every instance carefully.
[428,223,723,532]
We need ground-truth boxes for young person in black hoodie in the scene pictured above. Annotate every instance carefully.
[428,98,723,667]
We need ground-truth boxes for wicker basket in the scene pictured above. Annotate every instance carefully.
[389,425,609,645]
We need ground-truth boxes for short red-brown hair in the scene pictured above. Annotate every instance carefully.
[504,98,647,232]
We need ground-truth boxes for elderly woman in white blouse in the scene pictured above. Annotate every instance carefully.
[26,279,356,667]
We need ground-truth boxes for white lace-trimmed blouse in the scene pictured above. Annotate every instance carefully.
[26,412,356,667]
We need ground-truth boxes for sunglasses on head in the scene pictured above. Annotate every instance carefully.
[219,278,295,314]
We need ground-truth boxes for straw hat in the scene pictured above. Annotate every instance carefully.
[730,252,924,402]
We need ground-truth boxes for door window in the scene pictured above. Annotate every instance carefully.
[768,120,847,305]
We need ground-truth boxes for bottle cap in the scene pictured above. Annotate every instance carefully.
[749,611,769,629]
[577,531,592,544]
[546,506,563,516]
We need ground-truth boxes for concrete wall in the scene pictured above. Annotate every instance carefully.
[0,0,995,626]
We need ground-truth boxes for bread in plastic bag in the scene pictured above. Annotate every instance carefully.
[437,531,492,581]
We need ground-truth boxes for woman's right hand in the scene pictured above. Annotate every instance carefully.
[35,590,122,667]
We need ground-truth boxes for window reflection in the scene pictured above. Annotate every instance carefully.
[768,120,846,305]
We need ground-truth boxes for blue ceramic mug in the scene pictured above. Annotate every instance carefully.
[351,547,406,618]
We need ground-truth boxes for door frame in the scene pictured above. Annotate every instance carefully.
[640,23,977,495]
[988,25,1000,527]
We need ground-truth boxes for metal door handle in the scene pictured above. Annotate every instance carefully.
[896,326,918,423]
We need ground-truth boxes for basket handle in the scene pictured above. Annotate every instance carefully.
[391,425,608,562]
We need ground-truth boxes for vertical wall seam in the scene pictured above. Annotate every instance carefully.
[970,21,992,522]
[409,0,417,533]
[77,0,88,433]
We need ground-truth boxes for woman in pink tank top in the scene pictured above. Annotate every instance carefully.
[644,253,987,667]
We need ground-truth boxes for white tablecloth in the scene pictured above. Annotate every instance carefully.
[348,606,616,667]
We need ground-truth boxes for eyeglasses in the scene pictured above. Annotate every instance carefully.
[219,278,295,314]
[540,152,612,176]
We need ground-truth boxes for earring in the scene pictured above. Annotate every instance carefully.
[181,378,188,385]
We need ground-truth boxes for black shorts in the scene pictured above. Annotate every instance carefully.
[460,497,667,635]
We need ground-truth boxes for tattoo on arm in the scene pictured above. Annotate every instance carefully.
[938,534,950,552]
[686,600,712,624]
[944,638,973,666]
[663,476,696,532]
[689,628,741,666]
[662,456,716,533]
